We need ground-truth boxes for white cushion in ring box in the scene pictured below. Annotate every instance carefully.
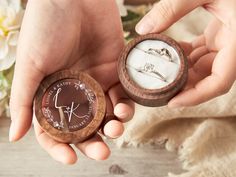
[126,40,181,90]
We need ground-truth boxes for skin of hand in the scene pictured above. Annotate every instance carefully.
[9,0,134,164]
[136,0,236,107]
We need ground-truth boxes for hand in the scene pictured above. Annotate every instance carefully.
[136,0,236,107]
[10,0,134,164]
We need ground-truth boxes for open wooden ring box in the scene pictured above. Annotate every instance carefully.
[117,34,188,107]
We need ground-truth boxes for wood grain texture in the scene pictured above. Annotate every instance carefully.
[34,70,106,144]
[0,117,183,177]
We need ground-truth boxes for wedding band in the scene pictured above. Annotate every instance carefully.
[135,47,174,62]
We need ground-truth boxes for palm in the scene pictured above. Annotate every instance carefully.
[170,15,236,106]
[69,9,124,92]
[20,0,123,83]
[16,0,125,115]
[186,19,228,89]
[66,2,125,115]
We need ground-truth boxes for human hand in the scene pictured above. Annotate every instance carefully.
[136,0,236,107]
[10,0,134,164]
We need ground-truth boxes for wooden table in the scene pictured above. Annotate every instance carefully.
[0,117,182,177]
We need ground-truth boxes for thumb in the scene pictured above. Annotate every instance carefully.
[9,56,45,142]
[136,0,206,34]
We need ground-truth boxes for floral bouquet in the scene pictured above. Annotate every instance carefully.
[0,0,24,116]
[0,0,152,117]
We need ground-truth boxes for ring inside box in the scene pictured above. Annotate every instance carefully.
[126,39,181,89]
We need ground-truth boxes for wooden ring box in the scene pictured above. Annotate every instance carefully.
[117,34,188,107]
[34,70,106,144]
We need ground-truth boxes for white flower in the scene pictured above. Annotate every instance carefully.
[116,0,128,17]
[0,0,24,71]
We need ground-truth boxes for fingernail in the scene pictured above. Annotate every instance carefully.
[117,112,128,119]
[168,102,182,108]
[55,148,77,165]
[9,122,15,142]
[9,109,16,142]
[114,108,128,119]
[136,19,154,35]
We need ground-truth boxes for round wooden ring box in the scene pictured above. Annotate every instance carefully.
[118,34,188,107]
[34,70,106,144]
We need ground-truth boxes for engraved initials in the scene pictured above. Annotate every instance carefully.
[53,88,88,123]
